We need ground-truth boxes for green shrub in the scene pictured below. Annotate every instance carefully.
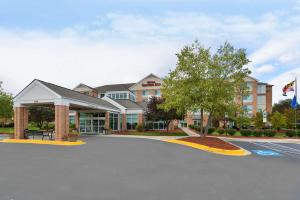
[264,130,276,137]
[188,124,196,130]
[286,130,296,138]
[217,129,225,135]
[208,127,216,134]
[240,129,252,137]
[226,129,236,136]
[136,124,144,132]
[297,130,300,137]
[252,130,263,137]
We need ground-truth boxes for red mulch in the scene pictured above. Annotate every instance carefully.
[178,137,240,150]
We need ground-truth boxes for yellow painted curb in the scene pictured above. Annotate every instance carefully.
[165,139,249,156]
[0,139,85,146]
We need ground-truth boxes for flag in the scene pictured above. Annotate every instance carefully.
[291,95,298,109]
[282,81,295,96]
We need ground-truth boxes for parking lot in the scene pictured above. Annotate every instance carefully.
[229,140,300,162]
[0,136,300,200]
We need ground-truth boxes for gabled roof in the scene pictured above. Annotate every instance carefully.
[37,80,119,110]
[113,99,145,110]
[95,83,135,93]
[129,73,162,90]
[73,83,95,91]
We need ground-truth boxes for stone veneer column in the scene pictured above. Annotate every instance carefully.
[105,112,110,129]
[55,105,69,141]
[75,112,80,130]
[122,113,127,131]
[138,113,143,126]
[14,106,28,139]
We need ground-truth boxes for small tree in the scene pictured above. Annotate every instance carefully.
[29,106,55,130]
[235,115,251,129]
[0,82,13,127]
[145,97,183,131]
[253,112,263,129]
[271,111,287,130]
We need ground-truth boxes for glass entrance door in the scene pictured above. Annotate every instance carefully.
[79,113,106,135]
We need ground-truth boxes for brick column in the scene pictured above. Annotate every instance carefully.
[122,113,127,131]
[55,105,69,141]
[105,112,110,129]
[75,112,80,130]
[23,108,29,130]
[138,113,143,126]
[14,106,28,139]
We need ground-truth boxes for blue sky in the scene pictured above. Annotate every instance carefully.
[0,0,300,102]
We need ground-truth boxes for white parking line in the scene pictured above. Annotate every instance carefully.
[250,142,300,159]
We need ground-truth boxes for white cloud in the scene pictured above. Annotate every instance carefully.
[255,64,276,74]
[1,10,300,99]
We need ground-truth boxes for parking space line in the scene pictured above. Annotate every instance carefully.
[250,142,300,159]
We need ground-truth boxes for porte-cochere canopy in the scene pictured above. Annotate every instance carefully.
[14,79,120,140]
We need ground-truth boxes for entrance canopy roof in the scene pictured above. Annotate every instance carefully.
[14,79,120,112]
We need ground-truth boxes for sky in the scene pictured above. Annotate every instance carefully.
[1,0,300,103]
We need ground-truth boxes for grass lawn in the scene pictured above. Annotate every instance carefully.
[116,131,188,136]
[0,127,14,134]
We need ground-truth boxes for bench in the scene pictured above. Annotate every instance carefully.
[24,129,54,140]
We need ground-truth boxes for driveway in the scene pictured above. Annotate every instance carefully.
[0,136,299,200]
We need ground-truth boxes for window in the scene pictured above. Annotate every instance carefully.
[142,90,148,96]
[100,93,105,98]
[109,113,119,130]
[243,94,253,102]
[257,85,266,93]
[112,94,116,99]
[246,82,253,91]
[126,114,138,130]
[243,105,253,116]
[155,90,161,97]
[257,95,266,104]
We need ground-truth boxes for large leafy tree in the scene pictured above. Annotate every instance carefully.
[145,97,183,131]
[0,82,13,127]
[253,111,263,129]
[162,41,250,136]
[271,111,287,130]
[273,99,300,113]
[29,106,55,130]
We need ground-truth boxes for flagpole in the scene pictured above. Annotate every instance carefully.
[295,77,297,130]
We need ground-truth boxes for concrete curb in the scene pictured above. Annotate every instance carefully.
[165,139,251,156]
[0,139,86,146]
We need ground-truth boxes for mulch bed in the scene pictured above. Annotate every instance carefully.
[178,137,239,150]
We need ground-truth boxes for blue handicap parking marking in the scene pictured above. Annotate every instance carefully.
[252,150,281,156]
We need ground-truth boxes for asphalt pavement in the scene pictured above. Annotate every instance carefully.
[0,136,299,200]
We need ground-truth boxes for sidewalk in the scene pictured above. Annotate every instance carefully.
[180,127,200,137]
[219,137,300,144]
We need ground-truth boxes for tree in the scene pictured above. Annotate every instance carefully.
[145,97,183,131]
[284,108,299,129]
[271,111,287,130]
[29,106,55,129]
[273,99,299,113]
[161,41,250,136]
[253,112,263,129]
[235,115,251,128]
[0,82,13,127]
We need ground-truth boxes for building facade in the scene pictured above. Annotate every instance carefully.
[13,73,273,140]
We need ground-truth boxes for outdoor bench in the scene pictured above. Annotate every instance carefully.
[24,129,54,140]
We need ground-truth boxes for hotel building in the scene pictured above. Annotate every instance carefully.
[13,73,273,139]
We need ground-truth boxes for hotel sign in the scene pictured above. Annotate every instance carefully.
[142,81,161,87]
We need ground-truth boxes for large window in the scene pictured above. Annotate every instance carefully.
[126,114,138,130]
[243,105,253,116]
[257,95,266,112]
[142,90,148,96]
[246,82,253,91]
[109,113,119,130]
[155,90,161,97]
[146,121,167,130]
[107,92,130,100]
[243,94,253,102]
[257,85,266,94]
